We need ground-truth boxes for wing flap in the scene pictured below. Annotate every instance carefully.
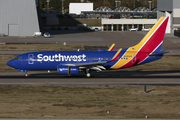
[63,61,107,67]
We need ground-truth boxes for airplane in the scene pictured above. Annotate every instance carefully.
[7,16,169,77]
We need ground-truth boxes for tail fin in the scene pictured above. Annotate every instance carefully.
[131,16,169,53]
[110,16,169,69]
[108,43,115,51]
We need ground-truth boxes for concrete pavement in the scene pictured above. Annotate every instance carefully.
[0,31,180,55]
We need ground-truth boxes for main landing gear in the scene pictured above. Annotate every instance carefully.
[86,73,91,77]
[85,69,91,77]
[25,73,29,77]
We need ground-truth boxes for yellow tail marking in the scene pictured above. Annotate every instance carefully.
[111,50,136,69]
[108,43,115,51]
[111,48,122,61]
[111,16,166,69]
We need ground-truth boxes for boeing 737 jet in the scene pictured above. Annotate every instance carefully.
[7,16,169,77]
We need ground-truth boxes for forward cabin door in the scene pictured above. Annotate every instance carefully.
[28,54,34,64]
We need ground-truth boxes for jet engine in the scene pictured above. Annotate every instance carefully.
[57,66,79,75]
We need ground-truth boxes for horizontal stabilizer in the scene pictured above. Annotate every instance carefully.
[149,49,168,56]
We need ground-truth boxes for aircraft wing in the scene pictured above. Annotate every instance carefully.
[62,61,108,72]
[62,48,122,72]
[63,61,107,67]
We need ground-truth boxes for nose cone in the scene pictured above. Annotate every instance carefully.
[7,59,16,68]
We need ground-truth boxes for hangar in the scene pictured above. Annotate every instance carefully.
[0,0,41,36]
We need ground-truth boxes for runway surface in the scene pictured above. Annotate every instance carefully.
[0,71,180,86]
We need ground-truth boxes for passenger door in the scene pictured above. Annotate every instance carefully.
[28,54,34,64]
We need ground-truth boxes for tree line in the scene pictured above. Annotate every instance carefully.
[39,0,157,10]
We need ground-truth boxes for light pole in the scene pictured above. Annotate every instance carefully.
[134,0,139,8]
[115,1,118,7]
[115,0,121,7]
[46,0,50,13]
[61,0,65,14]
[148,1,152,10]
[152,0,154,8]
[137,0,139,7]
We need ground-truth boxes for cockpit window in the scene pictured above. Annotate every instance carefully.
[14,57,22,60]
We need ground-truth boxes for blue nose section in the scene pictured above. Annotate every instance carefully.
[7,60,15,68]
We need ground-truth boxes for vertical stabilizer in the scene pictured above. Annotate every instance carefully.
[131,16,169,53]
[110,16,169,69]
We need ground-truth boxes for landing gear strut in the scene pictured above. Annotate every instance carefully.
[25,73,29,77]
[86,73,91,77]
[85,69,91,77]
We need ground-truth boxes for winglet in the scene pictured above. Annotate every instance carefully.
[110,48,122,62]
[108,43,115,51]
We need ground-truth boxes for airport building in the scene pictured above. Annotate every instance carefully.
[81,6,157,31]
[0,0,41,36]
[81,0,180,33]
[157,0,180,34]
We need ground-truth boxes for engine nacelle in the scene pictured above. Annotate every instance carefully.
[57,66,79,75]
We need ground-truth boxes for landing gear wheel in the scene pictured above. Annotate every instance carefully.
[86,73,91,77]
[25,73,29,77]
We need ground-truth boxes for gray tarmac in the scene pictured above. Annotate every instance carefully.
[0,71,180,86]
[0,31,180,55]
[0,119,179,120]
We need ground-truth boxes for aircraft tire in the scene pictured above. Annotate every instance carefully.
[86,73,91,77]
[25,73,29,77]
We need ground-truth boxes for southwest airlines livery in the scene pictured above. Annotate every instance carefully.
[7,16,169,77]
